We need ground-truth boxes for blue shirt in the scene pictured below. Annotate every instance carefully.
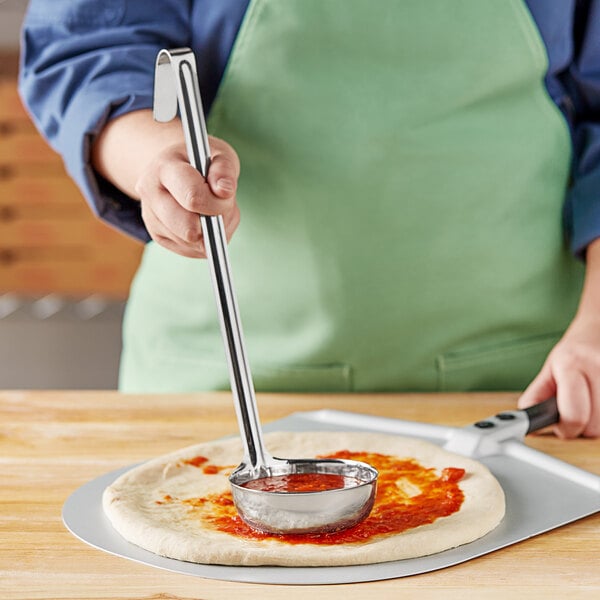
[18,0,600,258]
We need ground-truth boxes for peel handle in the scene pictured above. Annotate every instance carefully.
[524,397,559,434]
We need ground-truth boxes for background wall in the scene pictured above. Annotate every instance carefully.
[0,0,143,389]
[0,0,26,48]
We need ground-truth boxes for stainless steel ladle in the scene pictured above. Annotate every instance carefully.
[153,48,377,534]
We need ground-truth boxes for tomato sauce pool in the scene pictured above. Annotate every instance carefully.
[241,472,360,493]
[178,451,466,545]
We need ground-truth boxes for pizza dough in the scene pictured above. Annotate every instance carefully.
[103,431,505,567]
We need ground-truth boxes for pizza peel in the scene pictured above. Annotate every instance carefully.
[62,397,600,585]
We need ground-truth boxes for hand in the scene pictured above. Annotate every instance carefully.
[134,136,241,258]
[518,314,600,439]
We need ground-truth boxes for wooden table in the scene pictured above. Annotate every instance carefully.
[1,391,598,599]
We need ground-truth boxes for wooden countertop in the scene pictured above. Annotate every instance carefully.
[1,391,598,599]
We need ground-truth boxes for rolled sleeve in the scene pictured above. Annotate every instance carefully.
[18,0,192,241]
[563,0,600,259]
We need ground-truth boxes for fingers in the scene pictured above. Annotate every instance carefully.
[135,140,241,257]
[143,191,240,259]
[583,377,600,438]
[518,362,555,411]
[160,160,235,217]
[206,136,240,200]
[553,368,592,439]
[518,358,596,439]
[223,203,241,242]
[141,195,205,259]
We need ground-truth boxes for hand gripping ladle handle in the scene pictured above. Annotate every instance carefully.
[153,48,267,471]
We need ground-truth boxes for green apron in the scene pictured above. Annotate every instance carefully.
[120,0,584,393]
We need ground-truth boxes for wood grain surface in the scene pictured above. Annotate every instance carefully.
[1,391,598,599]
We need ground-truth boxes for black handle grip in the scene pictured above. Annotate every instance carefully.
[524,397,559,434]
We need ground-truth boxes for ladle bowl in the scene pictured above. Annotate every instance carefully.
[229,457,378,534]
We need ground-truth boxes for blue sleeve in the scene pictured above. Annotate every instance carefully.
[19,0,249,242]
[18,0,196,241]
[526,0,600,260]
[563,0,600,259]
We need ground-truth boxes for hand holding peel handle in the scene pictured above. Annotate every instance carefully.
[519,237,600,439]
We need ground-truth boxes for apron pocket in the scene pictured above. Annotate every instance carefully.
[436,332,562,392]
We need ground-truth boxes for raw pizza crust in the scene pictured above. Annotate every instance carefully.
[103,431,505,567]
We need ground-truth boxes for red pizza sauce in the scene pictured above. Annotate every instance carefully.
[181,455,233,475]
[183,456,208,468]
[242,472,356,493]
[178,451,466,545]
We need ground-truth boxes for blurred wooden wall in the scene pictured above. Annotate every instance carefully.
[0,51,143,299]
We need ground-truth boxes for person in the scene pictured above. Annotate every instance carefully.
[19,0,600,439]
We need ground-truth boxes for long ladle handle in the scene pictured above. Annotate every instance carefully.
[153,48,267,469]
